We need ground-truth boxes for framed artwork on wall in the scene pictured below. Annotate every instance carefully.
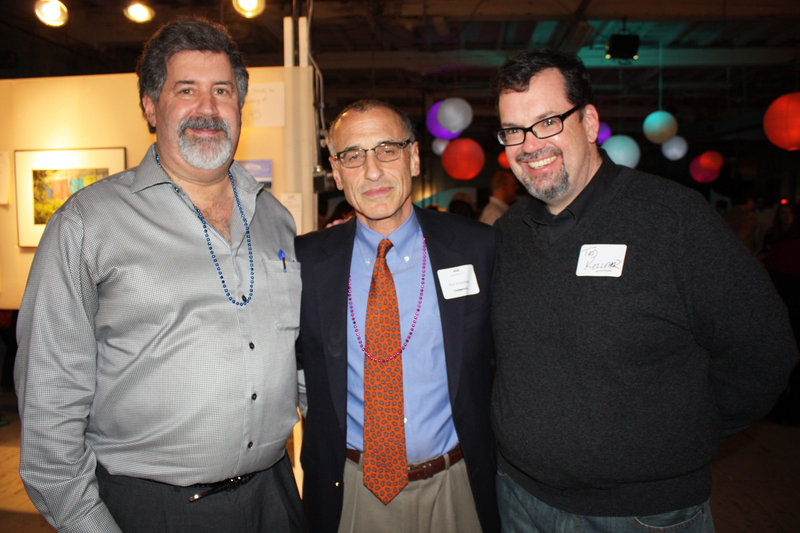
[14,148,126,247]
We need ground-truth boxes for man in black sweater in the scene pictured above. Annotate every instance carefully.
[490,48,799,533]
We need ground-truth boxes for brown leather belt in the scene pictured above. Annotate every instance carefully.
[346,443,463,482]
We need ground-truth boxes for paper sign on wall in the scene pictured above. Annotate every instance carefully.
[243,82,285,127]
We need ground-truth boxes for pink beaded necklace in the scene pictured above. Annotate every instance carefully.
[348,237,427,363]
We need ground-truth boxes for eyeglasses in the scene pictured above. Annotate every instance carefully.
[334,139,412,168]
[495,105,580,146]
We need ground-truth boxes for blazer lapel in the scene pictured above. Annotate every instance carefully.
[415,207,467,406]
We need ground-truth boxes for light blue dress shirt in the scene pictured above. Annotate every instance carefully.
[346,211,458,464]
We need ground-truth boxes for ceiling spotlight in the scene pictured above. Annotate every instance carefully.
[35,0,68,27]
[232,0,266,19]
[125,3,155,23]
[605,18,639,61]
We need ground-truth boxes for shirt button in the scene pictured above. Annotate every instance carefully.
[247,442,253,449]
[249,342,255,349]
[241,295,248,302]
[251,393,257,400]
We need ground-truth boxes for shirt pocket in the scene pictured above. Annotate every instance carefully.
[263,258,302,329]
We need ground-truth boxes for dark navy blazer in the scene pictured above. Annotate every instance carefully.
[296,206,500,532]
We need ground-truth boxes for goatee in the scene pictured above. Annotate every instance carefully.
[178,116,233,170]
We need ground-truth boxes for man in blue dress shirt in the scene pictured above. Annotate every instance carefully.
[296,99,500,532]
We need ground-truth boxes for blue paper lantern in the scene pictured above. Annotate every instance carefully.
[603,135,640,168]
[642,110,678,144]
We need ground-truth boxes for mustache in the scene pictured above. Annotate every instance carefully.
[516,147,561,163]
[179,116,230,137]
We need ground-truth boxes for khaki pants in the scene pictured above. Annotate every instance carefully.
[338,454,482,533]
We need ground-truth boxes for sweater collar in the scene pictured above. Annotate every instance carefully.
[523,150,617,230]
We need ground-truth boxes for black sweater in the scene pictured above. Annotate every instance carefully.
[491,155,798,516]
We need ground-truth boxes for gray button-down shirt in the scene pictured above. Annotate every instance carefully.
[15,144,301,533]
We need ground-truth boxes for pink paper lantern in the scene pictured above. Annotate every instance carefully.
[689,156,720,183]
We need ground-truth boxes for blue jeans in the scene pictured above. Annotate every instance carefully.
[497,467,715,533]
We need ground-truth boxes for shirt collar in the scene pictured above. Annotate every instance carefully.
[131,144,171,193]
[354,209,420,261]
[131,143,262,197]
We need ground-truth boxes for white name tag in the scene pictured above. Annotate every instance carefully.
[575,244,627,277]
[437,264,480,299]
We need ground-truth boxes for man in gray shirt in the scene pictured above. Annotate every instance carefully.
[15,18,303,533]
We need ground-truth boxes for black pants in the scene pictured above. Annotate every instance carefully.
[96,454,305,532]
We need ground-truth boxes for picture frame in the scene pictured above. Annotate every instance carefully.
[14,147,126,247]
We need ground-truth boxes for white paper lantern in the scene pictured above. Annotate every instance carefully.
[642,110,678,144]
[432,138,449,156]
[661,135,688,161]
[603,135,641,168]
[437,97,473,133]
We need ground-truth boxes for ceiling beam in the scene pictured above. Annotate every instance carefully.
[294,47,799,73]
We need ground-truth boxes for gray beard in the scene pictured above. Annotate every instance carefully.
[519,163,570,202]
[177,117,233,170]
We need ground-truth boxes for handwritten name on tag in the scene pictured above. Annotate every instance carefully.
[437,264,480,299]
[575,244,627,277]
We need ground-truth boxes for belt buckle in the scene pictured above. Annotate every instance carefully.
[416,460,434,480]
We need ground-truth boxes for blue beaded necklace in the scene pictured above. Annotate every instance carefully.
[155,152,254,307]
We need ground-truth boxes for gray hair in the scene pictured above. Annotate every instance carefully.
[136,17,249,132]
[326,99,416,156]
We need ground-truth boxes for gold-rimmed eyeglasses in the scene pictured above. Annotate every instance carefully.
[496,106,580,146]
[334,139,412,168]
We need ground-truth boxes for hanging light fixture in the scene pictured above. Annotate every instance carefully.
[605,18,639,60]
[232,0,266,18]
[35,0,68,27]
[124,3,155,23]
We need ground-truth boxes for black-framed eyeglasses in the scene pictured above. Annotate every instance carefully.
[495,105,580,146]
[334,139,412,168]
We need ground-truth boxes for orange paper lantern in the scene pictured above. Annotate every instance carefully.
[763,92,800,151]
[442,138,485,180]
[698,150,723,172]
[497,151,510,170]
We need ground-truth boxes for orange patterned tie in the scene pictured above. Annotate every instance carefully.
[362,238,407,504]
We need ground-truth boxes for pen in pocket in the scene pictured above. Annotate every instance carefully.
[278,249,286,272]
